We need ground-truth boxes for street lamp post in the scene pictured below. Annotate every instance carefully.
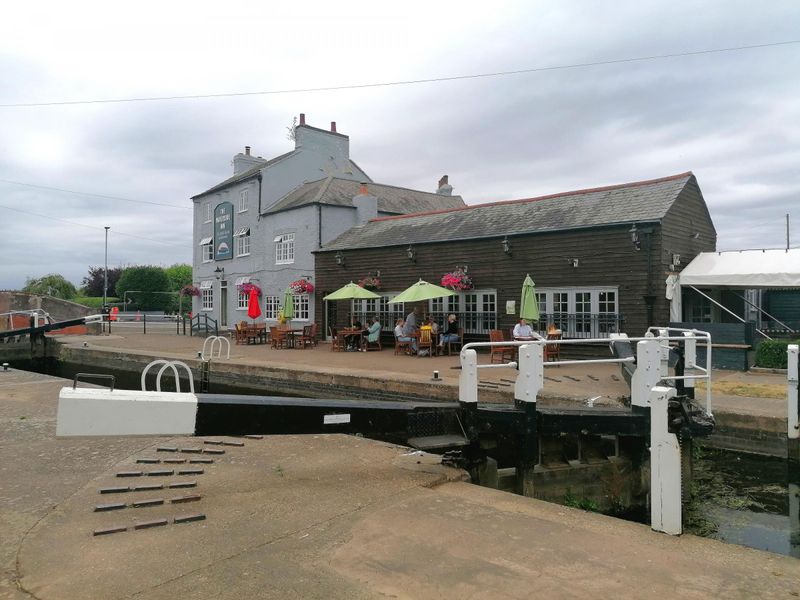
[103,226,110,307]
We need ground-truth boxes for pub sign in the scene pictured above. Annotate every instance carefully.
[214,202,234,261]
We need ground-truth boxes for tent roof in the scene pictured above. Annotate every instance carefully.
[679,249,800,288]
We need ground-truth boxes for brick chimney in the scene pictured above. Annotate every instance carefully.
[352,182,377,224]
[330,121,337,133]
[299,113,306,125]
[233,146,267,174]
[436,174,453,196]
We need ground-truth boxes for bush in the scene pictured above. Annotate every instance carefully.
[754,339,800,369]
[116,266,173,311]
[72,297,120,309]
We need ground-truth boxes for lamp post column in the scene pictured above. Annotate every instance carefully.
[103,226,110,307]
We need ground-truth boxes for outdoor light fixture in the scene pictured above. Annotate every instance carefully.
[501,236,512,256]
[570,258,580,268]
[214,266,225,280]
[629,224,641,251]
[335,251,345,266]
[406,245,416,262]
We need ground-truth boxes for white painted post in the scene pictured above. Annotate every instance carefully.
[650,385,682,535]
[658,328,670,378]
[459,349,478,405]
[514,343,543,404]
[682,332,696,396]
[631,339,662,408]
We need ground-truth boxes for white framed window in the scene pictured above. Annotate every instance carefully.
[199,236,213,262]
[352,295,403,332]
[264,296,280,320]
[239,189,248,213]
[535,287,620,338]
[200,281,213,311]
[237,291,248,310]
[292,294,310,321]
[205,202,212,223]
[275,232,295,264]
[235,228,250,256]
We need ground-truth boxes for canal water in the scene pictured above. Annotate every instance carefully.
[9,358,800,558]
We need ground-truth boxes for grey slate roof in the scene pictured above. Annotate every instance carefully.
[263,177,466,216]
[320,172,694,252]
[191,151,296,199]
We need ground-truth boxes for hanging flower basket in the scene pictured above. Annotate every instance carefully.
[288,279,315,294]
[357,274,382,291]
[237,282,262,296]
[180,284,201,297]
[440,267,473,291]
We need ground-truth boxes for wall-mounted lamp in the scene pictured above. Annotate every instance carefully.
[629,224,641,251]
[335,251,345,266]
[214,266,225,280]
[501,236,512,256]
[569,258,580,268]
[406,245,416,263]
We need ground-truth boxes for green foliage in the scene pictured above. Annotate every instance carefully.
[564,489,599,512]
[71,297,120,309]
[116,266,172,311]
[22,274,77,299]
[164,264,192,291]
[754,339,800,369]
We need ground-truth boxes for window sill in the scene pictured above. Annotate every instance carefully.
[275,260,295,265]
[237,253,251,258]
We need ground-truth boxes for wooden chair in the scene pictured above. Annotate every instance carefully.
[489,329,515,364]
[544,331,562,362]
[446,327,464,356]
[417,328,434,357]
[329,327,345,352]
[270,326,288,349]
[362,327,383,352]
[394,332,412,355]
[234,322,248,345]
[299,325,315,348]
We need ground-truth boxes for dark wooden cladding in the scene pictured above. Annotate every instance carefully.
[315,178,715,338]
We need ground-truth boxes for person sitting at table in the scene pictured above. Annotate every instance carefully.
[360,317,382,350]
[345,320,362,351]
[403,307,419,336]
[394,318,415,353]
[513,318,542,341]
[418,318,434,356]
[438,314,459,349]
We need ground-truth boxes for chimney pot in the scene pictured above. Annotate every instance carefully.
[359,182,369,196]
[330,121,337,133]
[438,175,448,188]
[245,146,251,156]
[299,113,306,126]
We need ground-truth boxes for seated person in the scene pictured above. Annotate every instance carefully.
[513,318,542,341]
[361,317,382,350]
[394,318,415,353]
[418,318,434,356]
[438,314,460,348]
[345,320,363,350]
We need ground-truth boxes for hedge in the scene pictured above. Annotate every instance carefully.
[754,339,800,369]
[71,297,120,309]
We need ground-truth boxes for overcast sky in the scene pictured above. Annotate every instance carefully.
[1,1,798,291]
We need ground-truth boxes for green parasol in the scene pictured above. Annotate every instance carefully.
[323,282,381,301]
[387,279,455,304]
[519,274,540,321]
[282,289,295,319]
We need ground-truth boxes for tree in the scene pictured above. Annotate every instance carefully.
[81,266,122,297]
[164,264,192,291]
[116,266,172,311]
[22,274,77,299]
[164,264,193,313]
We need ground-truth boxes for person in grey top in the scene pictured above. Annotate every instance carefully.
[402,307,419,337]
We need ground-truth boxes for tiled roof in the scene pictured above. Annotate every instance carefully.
[320,172,694,251]
[263,177,465,215]
[191,150,296,199]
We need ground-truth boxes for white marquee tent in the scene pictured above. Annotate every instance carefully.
[669,248,800,327]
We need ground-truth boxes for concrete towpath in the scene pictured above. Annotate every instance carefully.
[2,367,799,599]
